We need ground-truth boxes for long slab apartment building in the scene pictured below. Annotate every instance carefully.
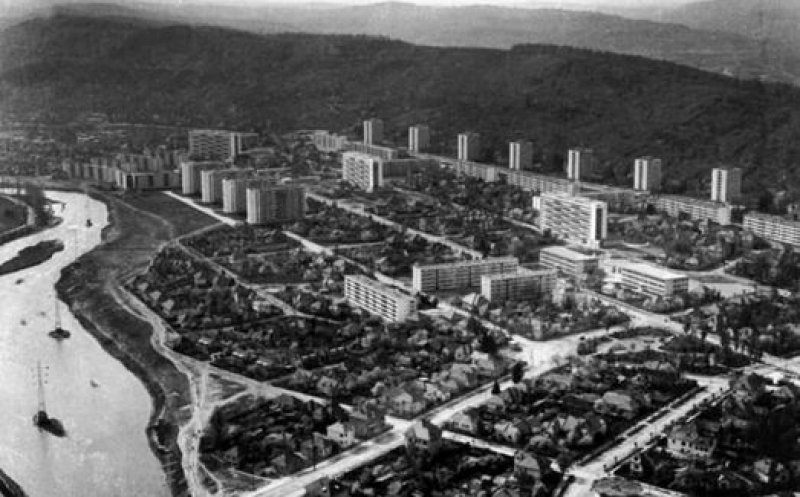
[743,212,800,247]
[61,150,182,191]
[345,275,417,323]
[188,129,258,161]
[412,257,520,293]
[480,266,557,303]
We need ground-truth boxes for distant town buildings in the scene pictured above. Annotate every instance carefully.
[188,129,258,161]
[539,246,599,278]
[540,193,608,248]
[344,275,417,323]
[61,150,182,191]
[311,130,348,153]
[566,148,594,180]
[618,261,689,298]
[200,168,253,204]
[408,125,430,153]
[653,195,732,225]
[363,119,384,145]
[480,266,557,302]
[245,184,306,224]
[711,167,742,203]
[633,156,662,191]
[457,132,481,162]
[411,257,519,293]
[743,212,800,247]
[509,141,533,171]
[181,161,224,196]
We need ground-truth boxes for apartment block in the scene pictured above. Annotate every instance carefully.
[181,161,225,195]
[345,275,417,323]
[342,151,433,192]
[245,184,306,225]
[654,195,732,225]
[509,141,533,170]
[743,212,800,247]
[312,130,349,152]
[200,168,253,204]
[408,125,430,153]
[343,142,399,161]
[411,257,519,293]
[540,193,608,248]
[363,118,384,145]
[633,156,662,191]
[566,148,594,180]
[711,167,742,203]
[222,178,274,214]
[618,262,689,298]
[480,267,557,303]
[188,129,258,161]
[457,132,481,161]
[539,246,599,278]
[62,155,181,191]
[504,169,578,195]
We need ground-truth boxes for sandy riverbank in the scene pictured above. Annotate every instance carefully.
[53,188,193,496]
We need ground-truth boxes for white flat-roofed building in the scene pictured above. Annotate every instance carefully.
[188,129,258,161]
[409,125,430,152]
[654,195,732,225]
[200,168,253,204]
[363,118,384,145]
[711,167,742,203]
[345,275,417,323]
[181,161,225,195]
[633,156,662,191]
[743,212,800,247]
[539,246,599,278]
[457,132,481,161]
[504,169,579,195]
[509,141,533,170]
[540,193,608,248]
[566,148,594,180]
[412,257,519,293]
[618,262,689,298]
[245,184,306,224]
[222,177,272,214]
[343,142,399,161]
[480,267,557,302]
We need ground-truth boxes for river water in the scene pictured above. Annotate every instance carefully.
[0,191,169,497]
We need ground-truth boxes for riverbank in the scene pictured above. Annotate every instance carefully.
[0,467,27,497]
[53,189,197,497]
[0,239,64,277]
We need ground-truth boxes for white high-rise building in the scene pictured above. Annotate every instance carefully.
[540,192,608,248]
[408,125,431,152]
[222,177,272,214]
[245,184,306,224]
[633,156,662,191]
[188,129,258,161]
[509,141,533,170]
[180,161,224,195]
[345,275,417,323]
[200,168,253,204]
[566,148,594,180]
[457,132,481,161]
[711,168,742,203]
[363,119,384,145]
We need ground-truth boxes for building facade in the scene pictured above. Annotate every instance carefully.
[181,161,225,195]
[188,129,258,161]
[408,125,430,153]
[618,262,689,298]
[540,193,608,248]
[363,119,384,145]
[245,184,306,224]
[312,131,349,152]
[711,167,742,203]
[457,132,481,161]
[345,275,417,322]
[342,151,433,192]
[539,246,599,278]
[633,156,662,191]
[412,257,519,293]
[200,168,253,204]
[566,148,594,180]
[743,212,800,247]
[343,142,399,161]
[509,141,533,171]
[653,195,732,225]
[480,267,557,302]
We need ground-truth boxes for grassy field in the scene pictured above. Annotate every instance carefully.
[55,189,218,496]
[0,196,26,234]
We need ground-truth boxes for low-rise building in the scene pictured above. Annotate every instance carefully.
[539,246,599,278]
[653,195,732,225]
[618,261,689,298]
[344,275,417,323]
[411,257,519,293]
[480,266,557,302]
[666,422,717,459]
[743,212,800,247]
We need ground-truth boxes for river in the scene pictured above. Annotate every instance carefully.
[0,191,169,497]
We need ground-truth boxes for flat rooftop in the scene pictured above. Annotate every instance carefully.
[618,261,687,281]
[540,245,598,261]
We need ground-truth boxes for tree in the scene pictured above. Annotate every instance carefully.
[479,332,498,355]
[491,381,501,395]
[512,362,525,383]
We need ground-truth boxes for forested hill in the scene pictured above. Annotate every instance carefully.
[2,14,800,194]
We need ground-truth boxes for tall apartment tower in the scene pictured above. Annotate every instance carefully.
[245,185,306,225]
[188,129,257,161]
[566,148,594,180]
[633,156,662,191]
[363,119,384,145]
[540,192,608,248]
[711,167,742,203]
[509,141,533,170]
[408,125,430,152]
[457,132,481,161]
